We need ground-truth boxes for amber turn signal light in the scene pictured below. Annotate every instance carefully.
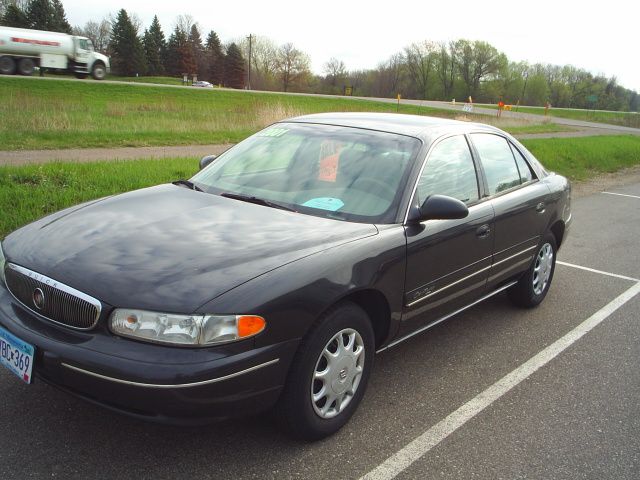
[237,315,266,338]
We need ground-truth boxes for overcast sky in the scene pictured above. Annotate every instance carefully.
[63,0,639,92]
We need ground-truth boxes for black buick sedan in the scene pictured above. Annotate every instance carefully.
[0,113,571,439]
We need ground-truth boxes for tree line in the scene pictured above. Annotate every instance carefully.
[1,1,637,111]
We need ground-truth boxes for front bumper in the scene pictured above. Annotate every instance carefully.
[0,286,298,424]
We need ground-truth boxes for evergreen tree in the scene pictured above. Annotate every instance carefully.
[109,9,147,76]
[50,0,71,33]
[205,30,224,85]
[165,26,195,76]
[2,4,29,27]
[188,24,205,77]
[143,15,166,75]
[25,0,53,30]
[224,42,245,89]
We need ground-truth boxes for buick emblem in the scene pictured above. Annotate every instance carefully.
[32,288,45,310]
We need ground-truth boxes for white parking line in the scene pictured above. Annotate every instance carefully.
[602,191,640,200]
[557,261,640,282]
[361,280,640,480]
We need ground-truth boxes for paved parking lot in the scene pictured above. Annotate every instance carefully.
[1,182,639,479]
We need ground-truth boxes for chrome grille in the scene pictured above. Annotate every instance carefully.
[4,263,101,330]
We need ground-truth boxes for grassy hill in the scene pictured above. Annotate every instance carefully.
[0,76,565,151]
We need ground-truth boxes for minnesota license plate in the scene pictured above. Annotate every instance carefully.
[0,326,34,384]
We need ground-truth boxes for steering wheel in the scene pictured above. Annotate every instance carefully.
[353,177,396,199]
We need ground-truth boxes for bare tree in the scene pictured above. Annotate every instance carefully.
[74,18,111,53]
[175,14,195,35]
[275,42,310,92]
[404,41,438,99]
[371,53,403,97]
[238,35,279,90]
[323,57,347,87]
[436,41,456,99]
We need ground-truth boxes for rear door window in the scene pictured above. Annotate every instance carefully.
[510,144,535,183]
[471,134,521,195]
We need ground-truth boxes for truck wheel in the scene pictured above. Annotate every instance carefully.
[92,63,106,80]
[17,58,35,76]
[0,56,16,75]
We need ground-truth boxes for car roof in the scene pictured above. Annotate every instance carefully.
[284,112,504,142]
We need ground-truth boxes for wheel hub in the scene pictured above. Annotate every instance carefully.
[533,242,554,295]
[311,328,365,419]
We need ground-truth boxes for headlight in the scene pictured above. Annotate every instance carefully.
[0,242,6,286]
[109,309,266,347]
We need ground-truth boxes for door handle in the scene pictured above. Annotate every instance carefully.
[535,202,546,213]
[476,224,491,238]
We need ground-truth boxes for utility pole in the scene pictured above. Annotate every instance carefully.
[246,34,253,90]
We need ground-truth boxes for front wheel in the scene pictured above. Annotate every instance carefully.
[276,302,375,440]
[91,63,106,80]
[508,233,557,308]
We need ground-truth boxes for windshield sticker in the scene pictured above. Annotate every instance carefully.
[257,127,288,137]
[318,154,339,182]
[318,141,343,182]
[302,197,344,211]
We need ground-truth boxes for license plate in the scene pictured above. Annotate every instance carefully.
[0,326,34,384]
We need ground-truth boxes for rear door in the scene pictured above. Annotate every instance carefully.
[401,134,494,337]
[469,133,551,288]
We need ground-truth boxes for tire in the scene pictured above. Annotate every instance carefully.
[91,62,106,80]
[508,232,557,308]
[17,58,35,76]
[0,56,16,75]
[276,302,375,440]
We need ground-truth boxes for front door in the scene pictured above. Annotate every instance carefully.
[401,135,494,337]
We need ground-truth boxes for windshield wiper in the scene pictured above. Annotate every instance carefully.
[220,192,296,212]
[173,179,203,192]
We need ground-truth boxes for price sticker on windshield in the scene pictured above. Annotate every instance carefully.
[257,127,288,137]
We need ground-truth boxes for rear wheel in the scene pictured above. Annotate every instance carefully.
[508,232,557,308]
[91,62,106,80]
[276,302,375,440]
[0,56,16,75]
[17,58,35,76]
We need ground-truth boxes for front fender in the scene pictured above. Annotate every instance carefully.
[197,224,407,349]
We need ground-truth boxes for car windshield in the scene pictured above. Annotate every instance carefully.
[191,123,421,223]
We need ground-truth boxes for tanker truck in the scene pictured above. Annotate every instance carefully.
[0,26,110,79]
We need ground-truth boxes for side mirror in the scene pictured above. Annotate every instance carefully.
[199,155,217,170]
[409,194,469,223]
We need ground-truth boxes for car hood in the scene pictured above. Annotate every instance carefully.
[3,185,378,312]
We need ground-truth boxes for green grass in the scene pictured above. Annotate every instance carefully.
[480,104,640,128]
[521,135,640,180]
[1,135,639,238]
[0,76,553,151]
[0,158,199,237]
[0,76,467,151]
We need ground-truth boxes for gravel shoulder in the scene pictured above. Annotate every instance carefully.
[0,144,233,166]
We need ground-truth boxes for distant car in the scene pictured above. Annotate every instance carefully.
[0,113,571,440]
[192,81,213,88]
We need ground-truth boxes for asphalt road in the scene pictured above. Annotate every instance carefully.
[1,182,639,479]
